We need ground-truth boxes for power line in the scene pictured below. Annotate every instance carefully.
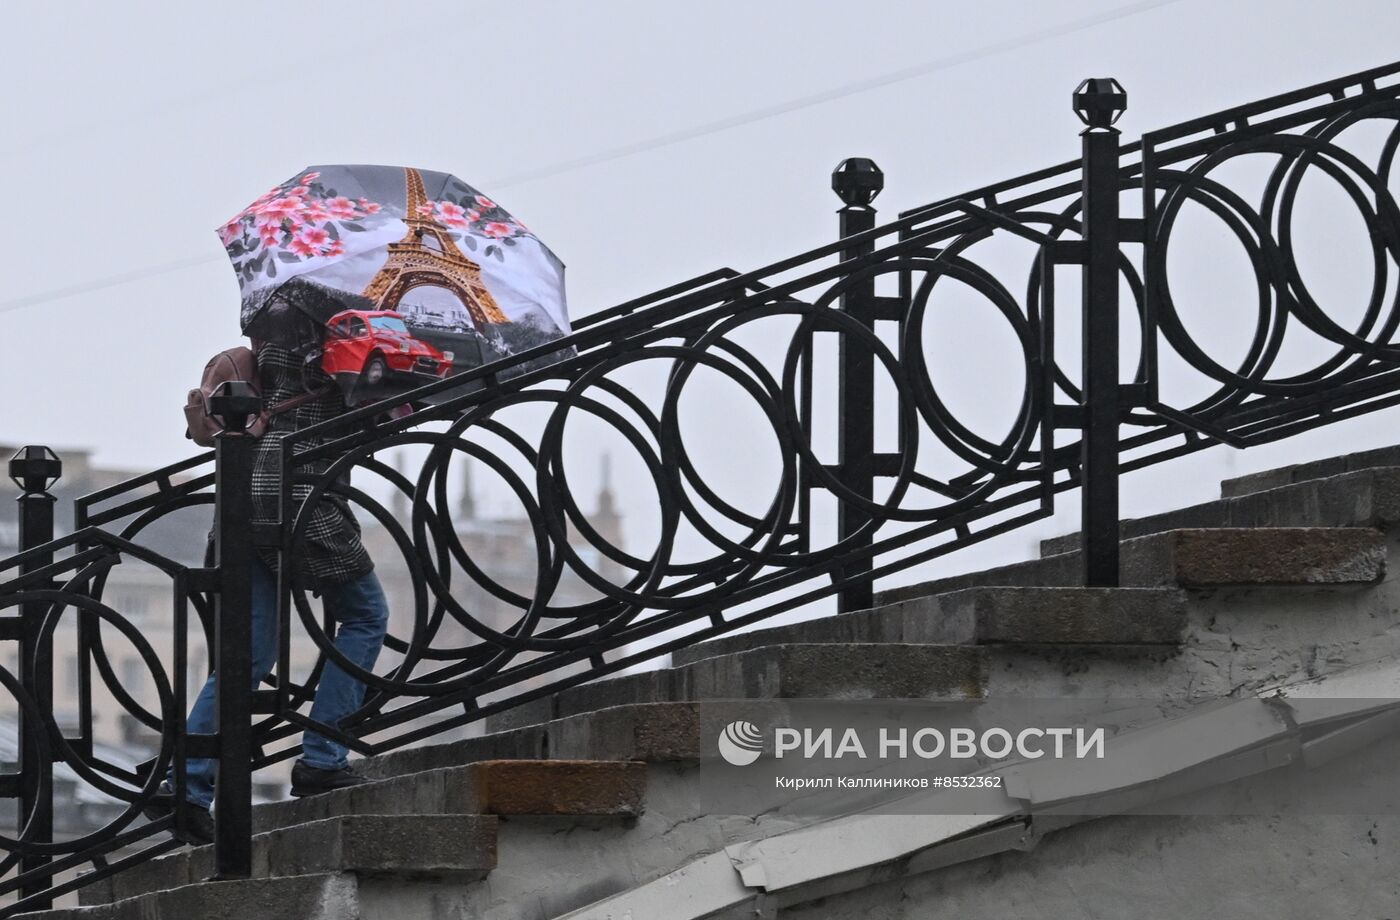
[0,22,422,163]
[0,0,1182,316]
[484,0,1183,188]
[0,254,221,314]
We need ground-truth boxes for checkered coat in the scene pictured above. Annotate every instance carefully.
[252,343,374,586]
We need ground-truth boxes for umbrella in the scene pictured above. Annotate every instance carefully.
[218,165,570,401]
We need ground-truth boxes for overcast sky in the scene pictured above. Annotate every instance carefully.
[3,0,1399,598]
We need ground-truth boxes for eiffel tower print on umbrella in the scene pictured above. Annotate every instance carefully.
[218,164,571,402]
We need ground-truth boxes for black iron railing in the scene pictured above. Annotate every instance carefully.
[2,61,1399,911]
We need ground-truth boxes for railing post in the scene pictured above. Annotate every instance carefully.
[208,382,261,879]
[10,446,60,909]
[1074,79,1127,588]
[832,157,883,613]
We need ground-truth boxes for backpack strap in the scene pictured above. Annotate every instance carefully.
[249,339,335,419]
[266,384,336,418]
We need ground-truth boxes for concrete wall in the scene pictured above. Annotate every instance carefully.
[783,813,1400,920]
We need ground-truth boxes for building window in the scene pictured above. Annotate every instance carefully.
[54,710,81,737]
[120,713,160,749]
[122,658,143,694]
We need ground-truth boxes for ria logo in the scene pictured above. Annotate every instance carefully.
[718,720,765,766]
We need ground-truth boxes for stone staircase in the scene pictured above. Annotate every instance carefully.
[23,448,1400,919]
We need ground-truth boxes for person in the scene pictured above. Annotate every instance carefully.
[147,341,389,845]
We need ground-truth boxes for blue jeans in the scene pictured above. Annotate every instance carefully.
[173,559,389,809]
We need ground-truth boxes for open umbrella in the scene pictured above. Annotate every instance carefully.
[218,164,570,401]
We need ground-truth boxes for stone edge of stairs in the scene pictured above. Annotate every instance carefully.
[77,760,646,909]
[1038,462,1400,558]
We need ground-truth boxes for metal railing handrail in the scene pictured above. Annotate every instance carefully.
[2,58,1398,914]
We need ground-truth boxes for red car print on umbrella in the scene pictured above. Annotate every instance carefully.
[321,310,454,389]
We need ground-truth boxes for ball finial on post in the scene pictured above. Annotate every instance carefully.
[206,381,263,435]
[832,157,884,207]
[1073,78,1127,131]
[8,446,62,494]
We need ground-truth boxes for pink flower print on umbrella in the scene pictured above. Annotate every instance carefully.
[255,211,286,234]
[298,226,332,252]
[255,195,303,221]
[325,197,359,220]
[435,201,468,226]
[218,219,244,245]
[482,221,513,239]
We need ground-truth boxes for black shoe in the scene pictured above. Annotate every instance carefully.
[290,760,371,797]
[142,782,215,846]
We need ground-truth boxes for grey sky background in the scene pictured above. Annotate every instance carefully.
[3,0,1399,602]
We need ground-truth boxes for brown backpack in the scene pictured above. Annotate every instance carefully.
[183,346,328,446]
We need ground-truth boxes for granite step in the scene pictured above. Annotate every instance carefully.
[250,758,645,834]
[881,526,1386,607]
[669,587,1187,668]
[487,642,989,732]
[72,814,495,912]
[1115,527,1385,587]
[20,874,356,920]
[1038,465,1400,558]
[358,702,710,780]
[76,761,643,908]
[1219,445,1400,498]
